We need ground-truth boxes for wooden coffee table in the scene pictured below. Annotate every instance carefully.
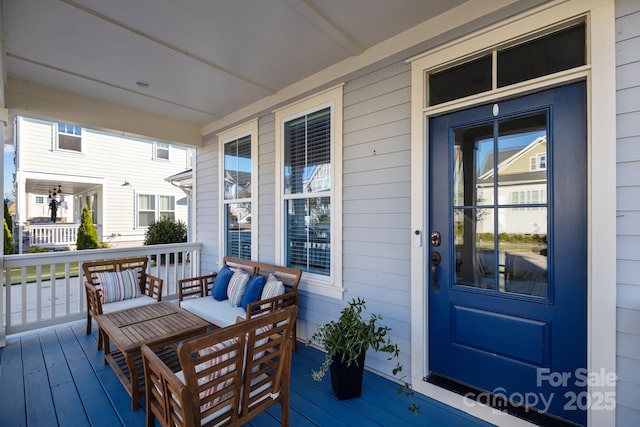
[95,301,210,410]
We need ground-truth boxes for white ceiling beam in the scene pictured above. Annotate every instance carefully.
[8,53,221,120]
[284,0,364,56]
[6,78,204,147]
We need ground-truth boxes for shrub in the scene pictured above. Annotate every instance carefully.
[4,219,14,255]
[144,217,187,264]
[144,217,187,245]
[76,205,99,250]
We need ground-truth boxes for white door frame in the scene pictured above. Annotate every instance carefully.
[409,1,616,426]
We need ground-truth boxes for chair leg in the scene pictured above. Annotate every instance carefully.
[86,312,92,335]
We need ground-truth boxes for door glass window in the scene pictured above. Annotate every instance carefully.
[497,114,548,296]
[452,113,548,297]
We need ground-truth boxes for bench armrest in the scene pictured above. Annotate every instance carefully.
[245,290,298,319]
[84,282,103,317]
[141,344,195,426]
[178,273,216,301]
[144,274,163,301]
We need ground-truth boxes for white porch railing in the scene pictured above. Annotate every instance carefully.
[1,242,202,345]
[28,223,80,246]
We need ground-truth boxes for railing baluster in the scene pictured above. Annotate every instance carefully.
[36,265,42,321]
[1,243,202,338]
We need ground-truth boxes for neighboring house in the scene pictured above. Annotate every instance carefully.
[13,116,193,249]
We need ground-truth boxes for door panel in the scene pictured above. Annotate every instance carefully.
[428,82,587,426]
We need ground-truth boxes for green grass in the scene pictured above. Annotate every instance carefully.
[4,264,81,286]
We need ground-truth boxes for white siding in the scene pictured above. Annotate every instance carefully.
[195,135,219,274]
[18,117,191,244]
[616,0,640,425]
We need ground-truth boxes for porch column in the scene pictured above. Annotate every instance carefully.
[0,107,8,347]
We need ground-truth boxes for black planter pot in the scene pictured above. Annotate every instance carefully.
[329,351,366,400]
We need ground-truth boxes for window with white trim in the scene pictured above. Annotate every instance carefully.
[35,196,44,204]
[159,195,176,220]
[56,123,82,152]
[138,194,156,227]
[137,193,176,227]
[154,142,170,160]
[219,120,257,261]
[530,153,547,171]
[275,86,343,296]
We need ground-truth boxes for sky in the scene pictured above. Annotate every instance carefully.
[4,143,15,200]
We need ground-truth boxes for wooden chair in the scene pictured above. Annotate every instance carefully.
[83,256,163,349]
[141,305,298,427]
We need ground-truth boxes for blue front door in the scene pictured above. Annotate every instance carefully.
[428,82,587,425]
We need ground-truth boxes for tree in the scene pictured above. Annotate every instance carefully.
[4,219,14,255]
[4,198,12,233]
[76,205,99,250]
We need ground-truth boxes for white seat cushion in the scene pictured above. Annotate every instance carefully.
[102,295,156,313]
[180,298,245,327]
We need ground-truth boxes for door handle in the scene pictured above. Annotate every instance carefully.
[431,251,441,290]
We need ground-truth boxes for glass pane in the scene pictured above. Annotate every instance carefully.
[224,135,252,200]
[497,23,585,87]
[429,55,492,106]
[497,114,547,204]
[454,208,495,290]
[500,208,548,297]
[138,194,155,210]
[453,124,494,207]
[58,134,81,152]
[285,197,330,275]
[284,108,331,195]
[138,211,155,227]
[226,202,251,259]
[159,195,175,211]
[160,211,175,220]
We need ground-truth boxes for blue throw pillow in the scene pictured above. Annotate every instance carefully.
[212,266,234,301]
[240,274,267,309]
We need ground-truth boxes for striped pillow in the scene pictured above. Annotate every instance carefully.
[197,338,239,411]
[261,274,285,299]
[227,271,250,306]
[260,274,285,310]
[97,268,141,304]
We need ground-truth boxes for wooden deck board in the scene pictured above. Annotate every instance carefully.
[0,320,495,427]
[0,333,27,427]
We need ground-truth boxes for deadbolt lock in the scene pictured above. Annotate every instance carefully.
[430,231,441,247]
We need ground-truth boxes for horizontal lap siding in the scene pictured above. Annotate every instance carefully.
[616,0,640,425]
[196,136,220,275]
[258,115,276,264]
[299,60,413,378]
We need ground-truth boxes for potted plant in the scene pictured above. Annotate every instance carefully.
[307,297,418,413]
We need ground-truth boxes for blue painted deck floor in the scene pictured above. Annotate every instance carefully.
[0,321,494,426]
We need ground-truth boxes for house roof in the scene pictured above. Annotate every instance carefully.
[1,1,547,145]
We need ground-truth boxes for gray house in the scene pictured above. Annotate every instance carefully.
[1,1,637,426]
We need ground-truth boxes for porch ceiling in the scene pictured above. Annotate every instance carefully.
[2,0,543,144]
[25,178,98,197]
[0,0,546,145]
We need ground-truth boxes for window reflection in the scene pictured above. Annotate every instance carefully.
[452,113,548,297]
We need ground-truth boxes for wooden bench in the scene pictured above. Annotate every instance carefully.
[141,305,298,427]
[83,256,163,349]
[178,257,302,348]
